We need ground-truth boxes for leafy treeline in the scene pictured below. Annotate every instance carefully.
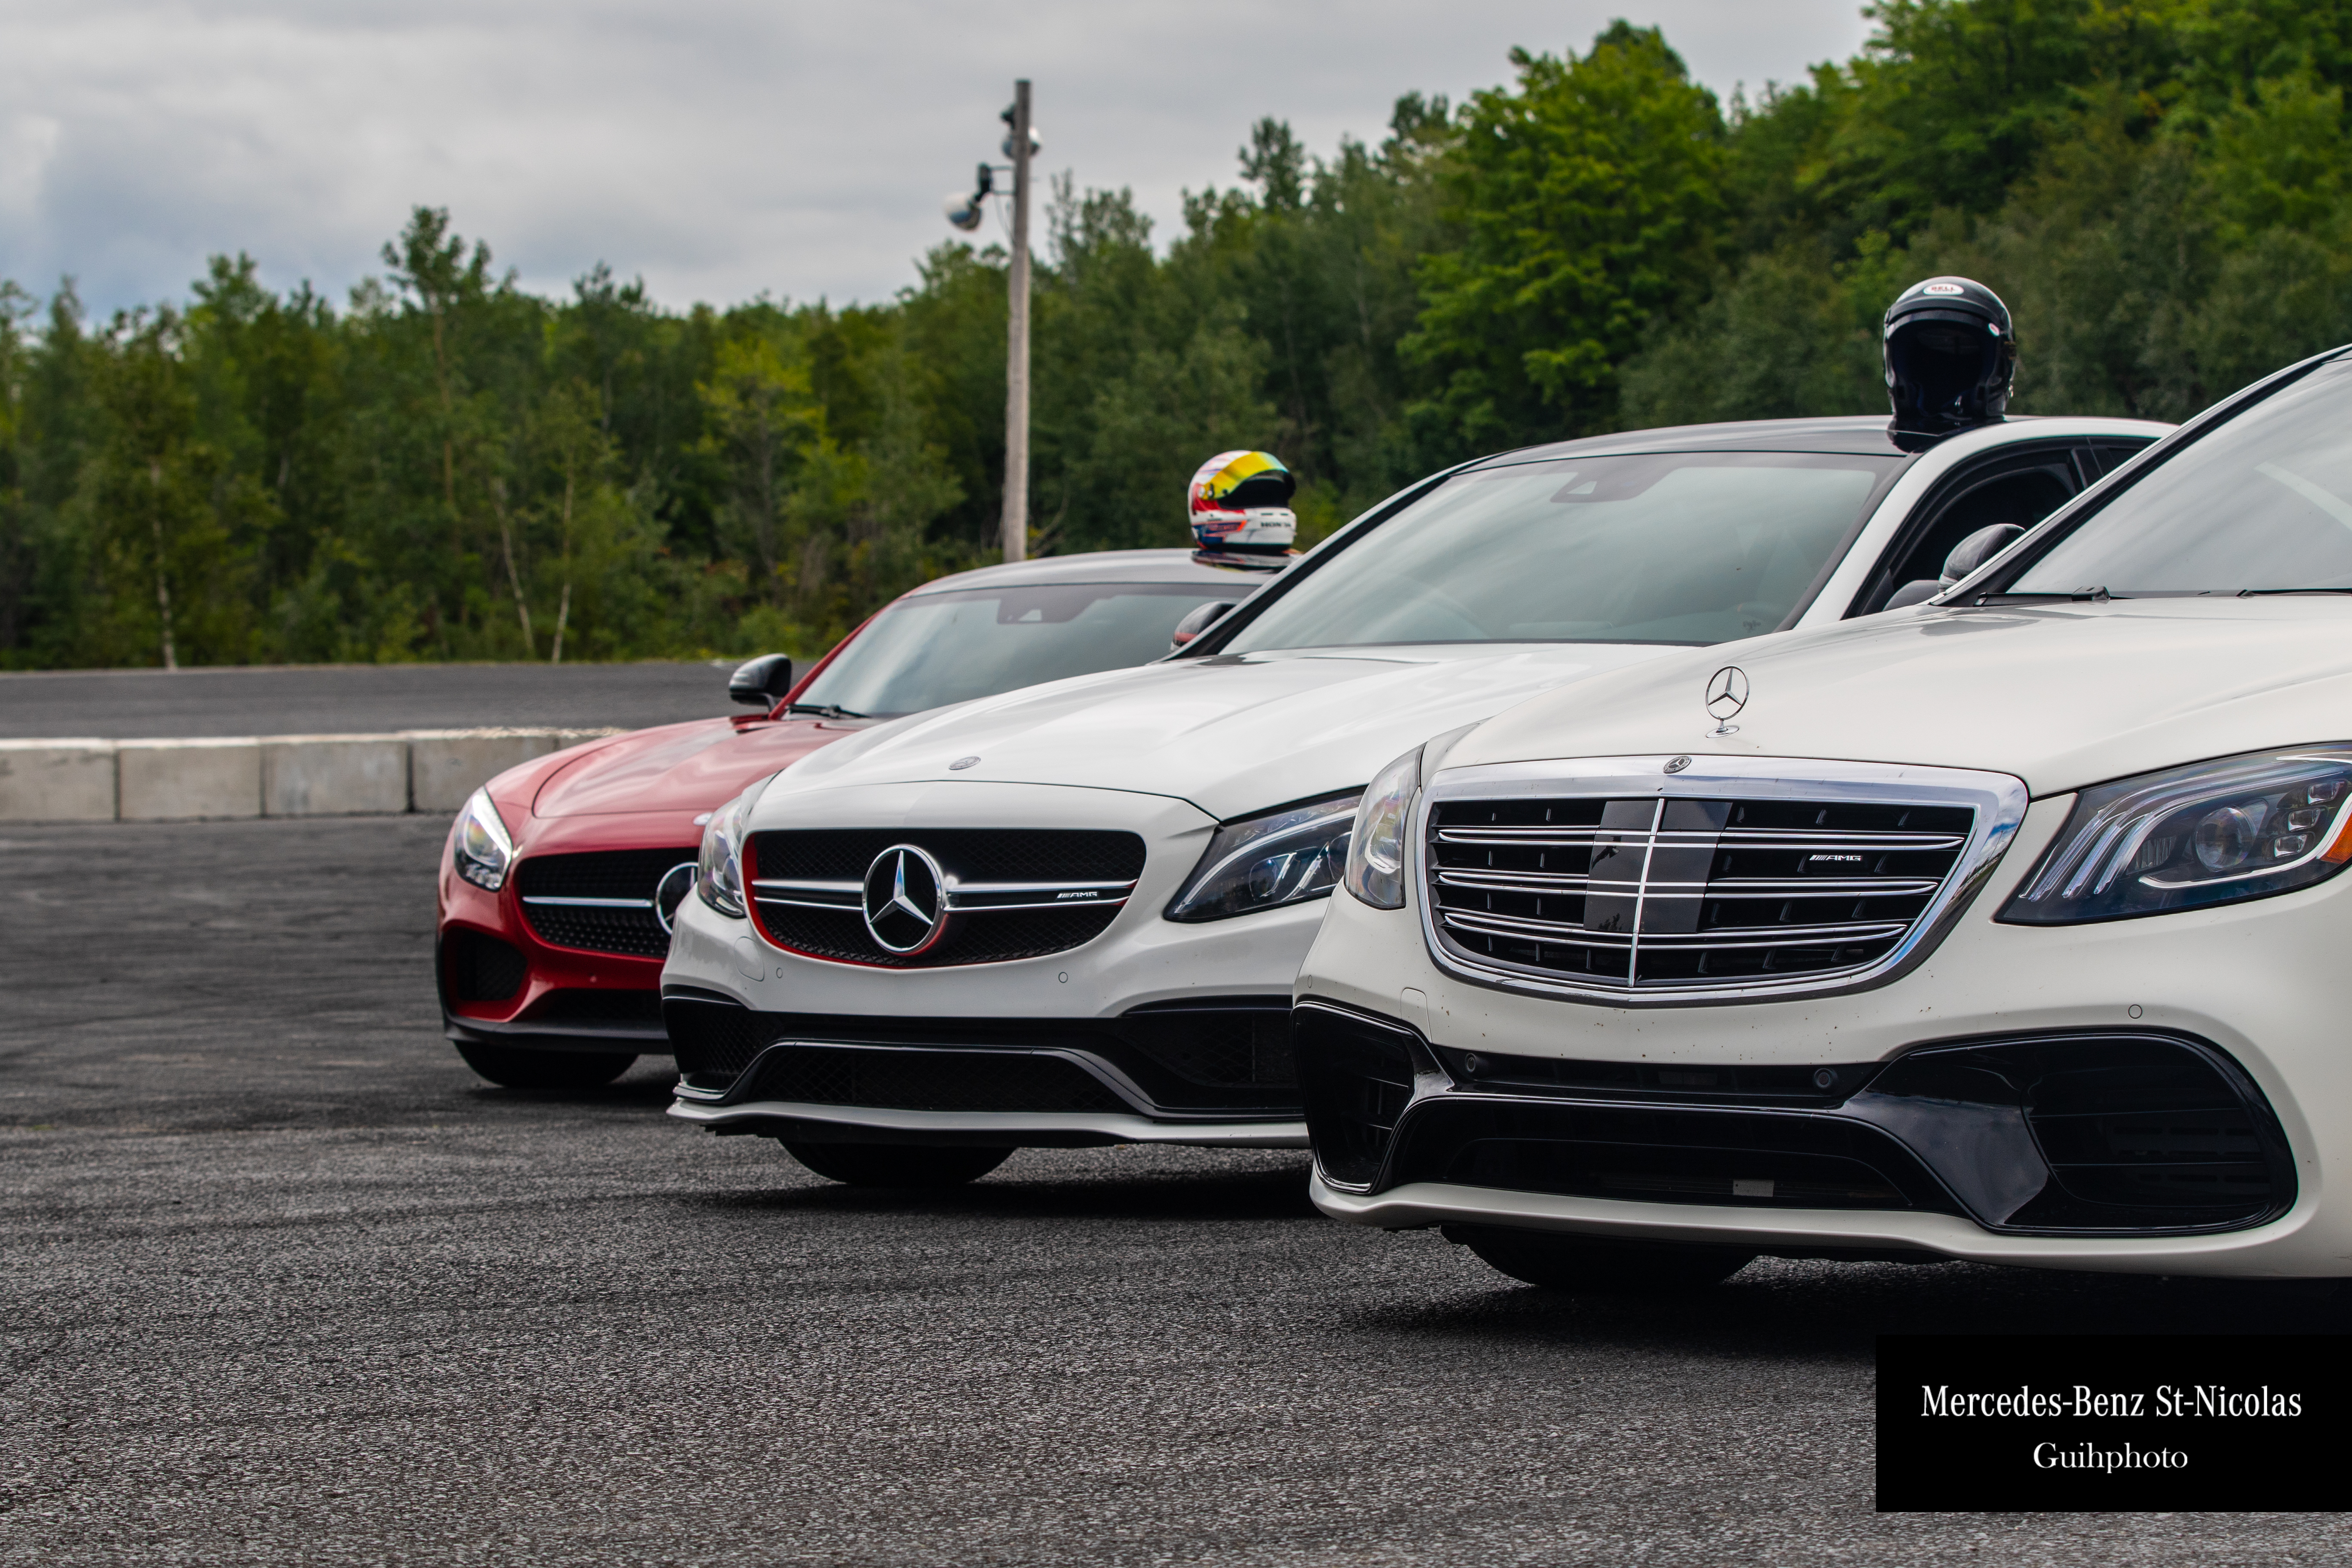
[3,0,2349,669]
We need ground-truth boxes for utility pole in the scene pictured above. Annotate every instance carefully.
[943,81,1037,564]
[1001,79,1033,563]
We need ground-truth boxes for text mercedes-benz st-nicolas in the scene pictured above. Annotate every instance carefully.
[661,413,2164,1187]
[1296,347,2352,1289]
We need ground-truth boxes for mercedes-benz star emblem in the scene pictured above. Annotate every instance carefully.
[1705,665,1749,733]
[653,861,699,935]
[861,844,950,955]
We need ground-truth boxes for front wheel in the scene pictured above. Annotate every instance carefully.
[455,1042,635,1089]
[1447,1226,1755,1294]
[782,1141,1013,1188]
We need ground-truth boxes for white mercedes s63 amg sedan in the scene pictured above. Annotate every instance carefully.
[1296,347,2352,1288]
[660,412,2163,1187]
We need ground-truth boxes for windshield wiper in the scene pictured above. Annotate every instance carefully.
[1975,588,2119,603]
[781,702,868,719]
[2238,588,2352,596]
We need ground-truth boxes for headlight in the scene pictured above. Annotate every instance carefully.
[1343,746,1421,910]
[452,788,513,891]
[1165,791,1361,922]
[695,778,769,918]
[2001,744,2352,924]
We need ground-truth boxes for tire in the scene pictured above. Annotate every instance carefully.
[782,1141,1013,1188]
[1448,1226,1755,1294]
[455,1042,636,1089]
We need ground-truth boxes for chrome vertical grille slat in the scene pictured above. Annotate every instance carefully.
[1416,756,2029,1003]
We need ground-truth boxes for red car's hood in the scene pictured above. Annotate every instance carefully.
[530,715,871,818]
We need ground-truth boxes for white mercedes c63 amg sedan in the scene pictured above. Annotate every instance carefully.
[1296,348,2352,1288]
[660,413,2163,1187]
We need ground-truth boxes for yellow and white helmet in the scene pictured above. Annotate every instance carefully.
[1187,450,1297,569]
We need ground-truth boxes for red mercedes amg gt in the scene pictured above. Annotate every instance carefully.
[435,550,1260,1087]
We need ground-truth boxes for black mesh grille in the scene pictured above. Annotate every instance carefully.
[517,848,694,958]
[519,848,695,898]
[1428,794,1974,991]
[750,828,1144,968]
[666,997,788,1078]
[755,904,1121,968]
[442,928,527,1004]
[1395,1101,1958,1213]
[522,904,674,958]
[738,1044,1130,1114]
[1121,1009,1295,1087]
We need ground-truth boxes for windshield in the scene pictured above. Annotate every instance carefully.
[794,581,1240,717]
[2013,358,2352,594]
[1221,452,1899,653]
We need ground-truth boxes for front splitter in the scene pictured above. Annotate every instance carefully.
[670,1096,1307,1148]
[1309,1174,2320,1277]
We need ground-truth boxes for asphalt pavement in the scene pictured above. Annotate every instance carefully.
[0,816,2345,1565]
[0,660,743,738]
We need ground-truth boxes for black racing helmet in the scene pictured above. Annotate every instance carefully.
[1883,276,2017,444]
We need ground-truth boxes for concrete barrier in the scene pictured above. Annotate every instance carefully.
[0,728,622,823]
[263,735,412,817]
[0,740,118,821]
[405,729,565,815]
[119,738,262,821]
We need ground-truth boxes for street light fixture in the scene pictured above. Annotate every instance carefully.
[945,80,1036,562]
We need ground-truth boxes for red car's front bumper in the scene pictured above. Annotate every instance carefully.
[436,808,706,1056]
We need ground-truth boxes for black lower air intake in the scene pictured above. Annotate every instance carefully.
[1293,1004,1425,1187]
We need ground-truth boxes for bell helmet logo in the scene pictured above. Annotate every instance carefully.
[1705,666,1750,723]
[1921,282,1965,295]
[862,844,951,955]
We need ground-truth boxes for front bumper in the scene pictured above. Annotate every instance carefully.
[436,808,703,1053]
[660,780,1323,1146]
[1293,792,2352,1277]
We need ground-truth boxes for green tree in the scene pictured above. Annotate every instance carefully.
[1403,24,1728,456]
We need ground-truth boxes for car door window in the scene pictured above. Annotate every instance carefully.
[1847,446,2083,615]
[2085,440,2153,479]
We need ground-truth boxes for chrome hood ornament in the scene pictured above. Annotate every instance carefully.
[1705,665,1749,735]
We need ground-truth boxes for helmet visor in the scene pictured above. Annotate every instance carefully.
[1889,318,2000,408]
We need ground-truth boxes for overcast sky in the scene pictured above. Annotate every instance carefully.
[1,0,1874,319]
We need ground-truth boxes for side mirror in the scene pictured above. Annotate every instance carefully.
[1170,601,1237,651]
[1941,523,2024,583]
[728,653,794,707]
[1885,521,2032,613]
[1883,579,1946,611]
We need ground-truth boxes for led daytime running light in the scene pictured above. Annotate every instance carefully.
[1343,746,1422,910]
[2003,744,2352,925]
[1165,792,1362,922]
[453,788,513,892]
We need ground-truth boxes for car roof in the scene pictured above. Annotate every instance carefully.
[1468,414,2164,466]
[903,548,1269,596]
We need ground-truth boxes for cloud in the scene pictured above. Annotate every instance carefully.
[0,0,1871,317]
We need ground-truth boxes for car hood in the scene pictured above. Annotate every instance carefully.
[532,715,873,817]
[758,643,1681,821]
[1449,598,2352,796]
